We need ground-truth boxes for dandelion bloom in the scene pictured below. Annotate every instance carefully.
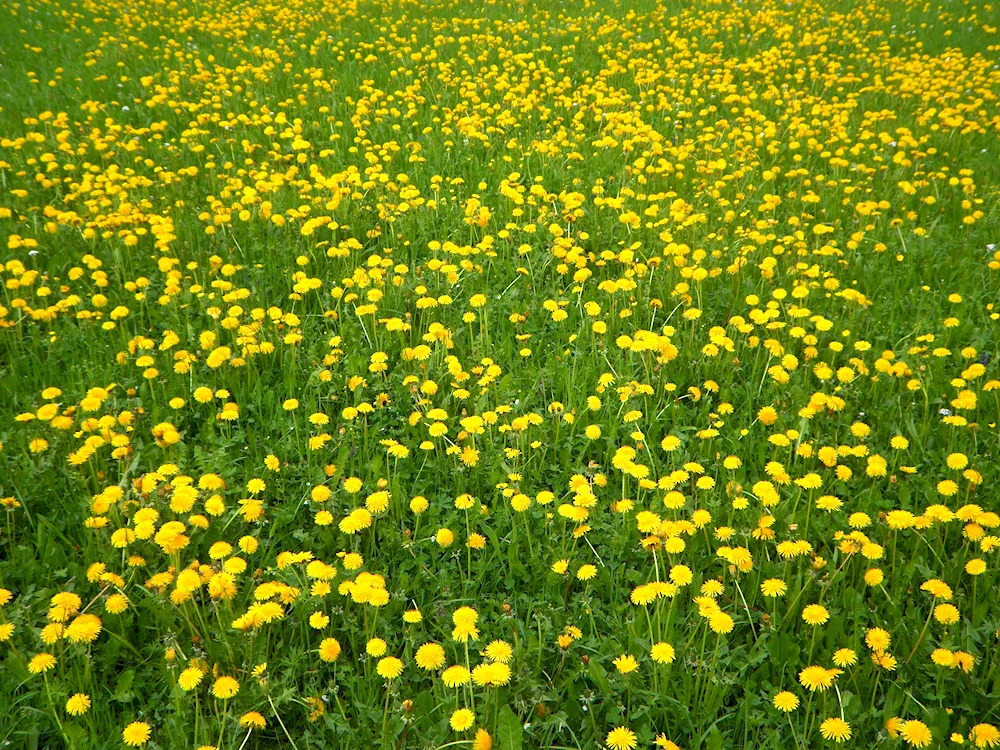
[309,611,330,629]
[377,657,404,680]
[802,604,830,625]
[178,667,204,691]
[760,578,787,597]
[442,665,471,687]
[920,579,953,600]
[864,568,885,587]
[66,693,91,716]
[319,638,342,662]
[966,558,987,575]
[122,722,151,747]
[450,708,475,731]
[473,728,493,750]
[709,611,734,634]
[28,653,57,674]
[819,717,851,743]
[613,654,639,674]
[410,642,443,671]
[970,724,1000,747]
[472,662,511,686]
[832,648,857,668]
[773,691,799,712]
[240,712,266,730]
[899,720,932,748]
[954,651,976,673]
[484,640,513,664]
[651,642,676,664]
[865,628,891,652]
[211,676,240,699]
[872,651,898,671]
[799,665,840,692]
[606,726,638,750]
[934,603,960,624]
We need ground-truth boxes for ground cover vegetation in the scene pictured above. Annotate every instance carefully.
[2,0,1000,747]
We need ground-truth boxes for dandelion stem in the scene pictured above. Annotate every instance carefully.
[905,603,935,665]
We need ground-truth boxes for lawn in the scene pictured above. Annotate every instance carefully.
[1,0,1000,747]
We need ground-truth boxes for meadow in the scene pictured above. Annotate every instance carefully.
[1,0,1000,747]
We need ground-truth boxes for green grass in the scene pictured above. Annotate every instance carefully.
[1,0,1000,748]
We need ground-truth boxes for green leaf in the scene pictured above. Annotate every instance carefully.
[588,660,612,696]
[496,705,522,750]
[113,669,135,703]
[507,537,527,578]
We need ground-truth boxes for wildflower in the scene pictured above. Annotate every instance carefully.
[651,642,676,664]
[934,604,960,624]
[865,628,891,652]
[613,654,639,674]
[240,712,266,729]
[709,611,734,634]
[416,643,446,670]
[66,693,91,716]
[971,724,1000,747]
[319,638,342,662]
[761,578,787,597]
[832,649,857,668]
[28,653,57,674]
[820,717,851,743]
[377,657,404,680]
[211,676,240,699]
[178,667,204,690]
[802,604,830,625]
[966,559,987,575]
[899,720,933,748]
[773,691,799,711]
[606,726,638,750]
[799,665,840,692]
[450,708,474,731]
[442,665,472,687]
[122,722,151,747]
[484,640,513,664]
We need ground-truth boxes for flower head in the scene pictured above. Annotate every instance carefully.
[66,693,91,716]
[450,708,475,732]
[28,653,56,674]
[377,656,404,680]
[899,720,932,748]
[820,717,851,743]
[122,721,151,747]
[773,691,799,712]
[606,726,638,750]
[613,654,639,674]
[211,676,240,699]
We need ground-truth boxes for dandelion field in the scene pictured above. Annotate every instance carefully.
[1,0,1000,747]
